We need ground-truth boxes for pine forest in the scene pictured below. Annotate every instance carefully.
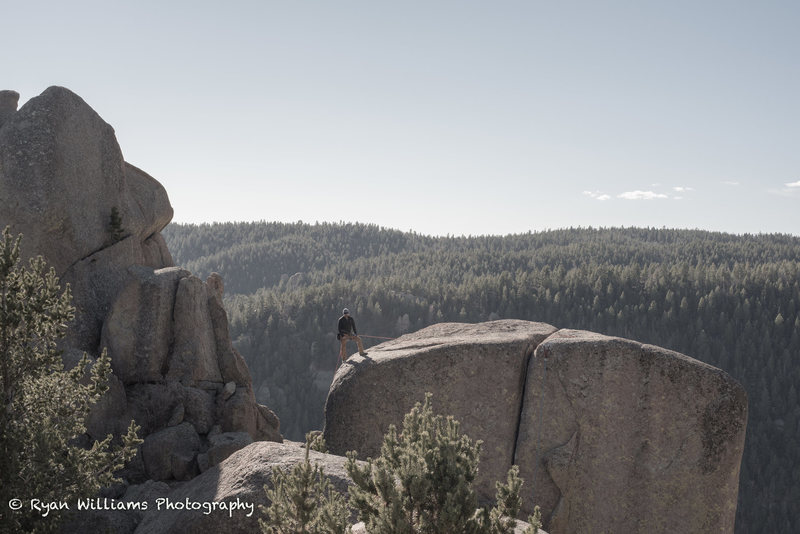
[163,222,800,534]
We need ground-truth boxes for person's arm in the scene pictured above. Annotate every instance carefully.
[351,317,358,336]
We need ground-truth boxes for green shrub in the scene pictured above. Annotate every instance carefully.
[0,227,141,533]
[345,393,541,534]
[259,433,350,534]
[108,206,125,243]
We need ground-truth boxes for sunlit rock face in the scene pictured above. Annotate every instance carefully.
[325,321,747,534]
[0,87,281,493]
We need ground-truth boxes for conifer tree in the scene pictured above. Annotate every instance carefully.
[345,393,541,534]
[108,206,125,243]
[0,227,141,534]
[259,432,351,534]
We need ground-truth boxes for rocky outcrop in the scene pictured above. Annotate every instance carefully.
[0,87,281,493]
[0,86,173,278]
[516,329,747,533]
[324,320,747,534]
[141,422,202,481]
[325,320,557,504]
[134,441,356,534]
[0,86,176,353]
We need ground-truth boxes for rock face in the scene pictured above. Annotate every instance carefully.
[0,87,281,492]
[325,320,557,504]
[134,441,356,534]
[517,329,747,534]
[324,321,748,534]
[0,87,173,278]
[0,90,19,128]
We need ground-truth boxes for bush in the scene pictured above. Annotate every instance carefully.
[0,227,141,533]
[259,433,350,534]
[345,393,541,534]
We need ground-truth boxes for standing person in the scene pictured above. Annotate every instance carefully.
[338,308,367,366]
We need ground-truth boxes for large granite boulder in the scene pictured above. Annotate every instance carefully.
[324,319,558,504]
[141,422,202,481]
[168,275,224,385]
[0,86,175,354]
[0,87,281,503]
[325,322,747,534]
[0,86,173,277]
[134,441,356,534]
[101,266,190,384]
[515,329,747,533]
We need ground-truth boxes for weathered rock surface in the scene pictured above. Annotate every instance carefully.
[135,441,356,534]
[324,319,558,504]
[141,422,202,481]
[61,480,171,534]
[0,86,281,505]
[207,432,254,466]
[101,266,189,384]
[325,321,747,534]
[516,329,747,533]
[0,89,19,128]
[169,275,223,385]
[0,86,173,277]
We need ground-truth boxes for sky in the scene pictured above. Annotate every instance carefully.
[4,1,799,237]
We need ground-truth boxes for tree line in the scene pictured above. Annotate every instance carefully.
[163,221,800,534]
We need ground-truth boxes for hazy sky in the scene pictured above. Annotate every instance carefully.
[4,1,799,236]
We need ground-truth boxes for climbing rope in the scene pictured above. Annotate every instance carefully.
[358,334,397,340]
[530,354,548,505]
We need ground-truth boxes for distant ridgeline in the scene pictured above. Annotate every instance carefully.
[163,222,800,534]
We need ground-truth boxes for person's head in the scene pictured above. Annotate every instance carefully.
[343,308,350,316]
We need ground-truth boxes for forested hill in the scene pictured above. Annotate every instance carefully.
[163,222,800,534]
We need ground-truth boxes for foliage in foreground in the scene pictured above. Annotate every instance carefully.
[345,393,541,534]
[260,433,351,534]
[260,398,541,533]
[0,227,141,534]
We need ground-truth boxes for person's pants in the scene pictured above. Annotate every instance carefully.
[339,334,365,360]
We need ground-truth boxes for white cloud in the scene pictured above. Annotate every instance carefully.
[673,186,694,192]
[769,180,800,197]
[618,190,669,200]
[583,190,611,201]
[722,181,740,186]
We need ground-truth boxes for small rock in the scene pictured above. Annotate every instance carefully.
[222,381,236,400]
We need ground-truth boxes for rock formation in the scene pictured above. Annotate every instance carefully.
[133,440,547,534]
[0,87,281,490]
[134,441,356,534]
[325,320,557,503]
[324,320,748,534]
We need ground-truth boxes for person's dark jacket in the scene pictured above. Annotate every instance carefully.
[338,315,357,338]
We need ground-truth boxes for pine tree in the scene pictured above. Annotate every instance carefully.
[345,393,541,534]
[108,206,125,243]
[259,433,350,534]
[0,227,141,533]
